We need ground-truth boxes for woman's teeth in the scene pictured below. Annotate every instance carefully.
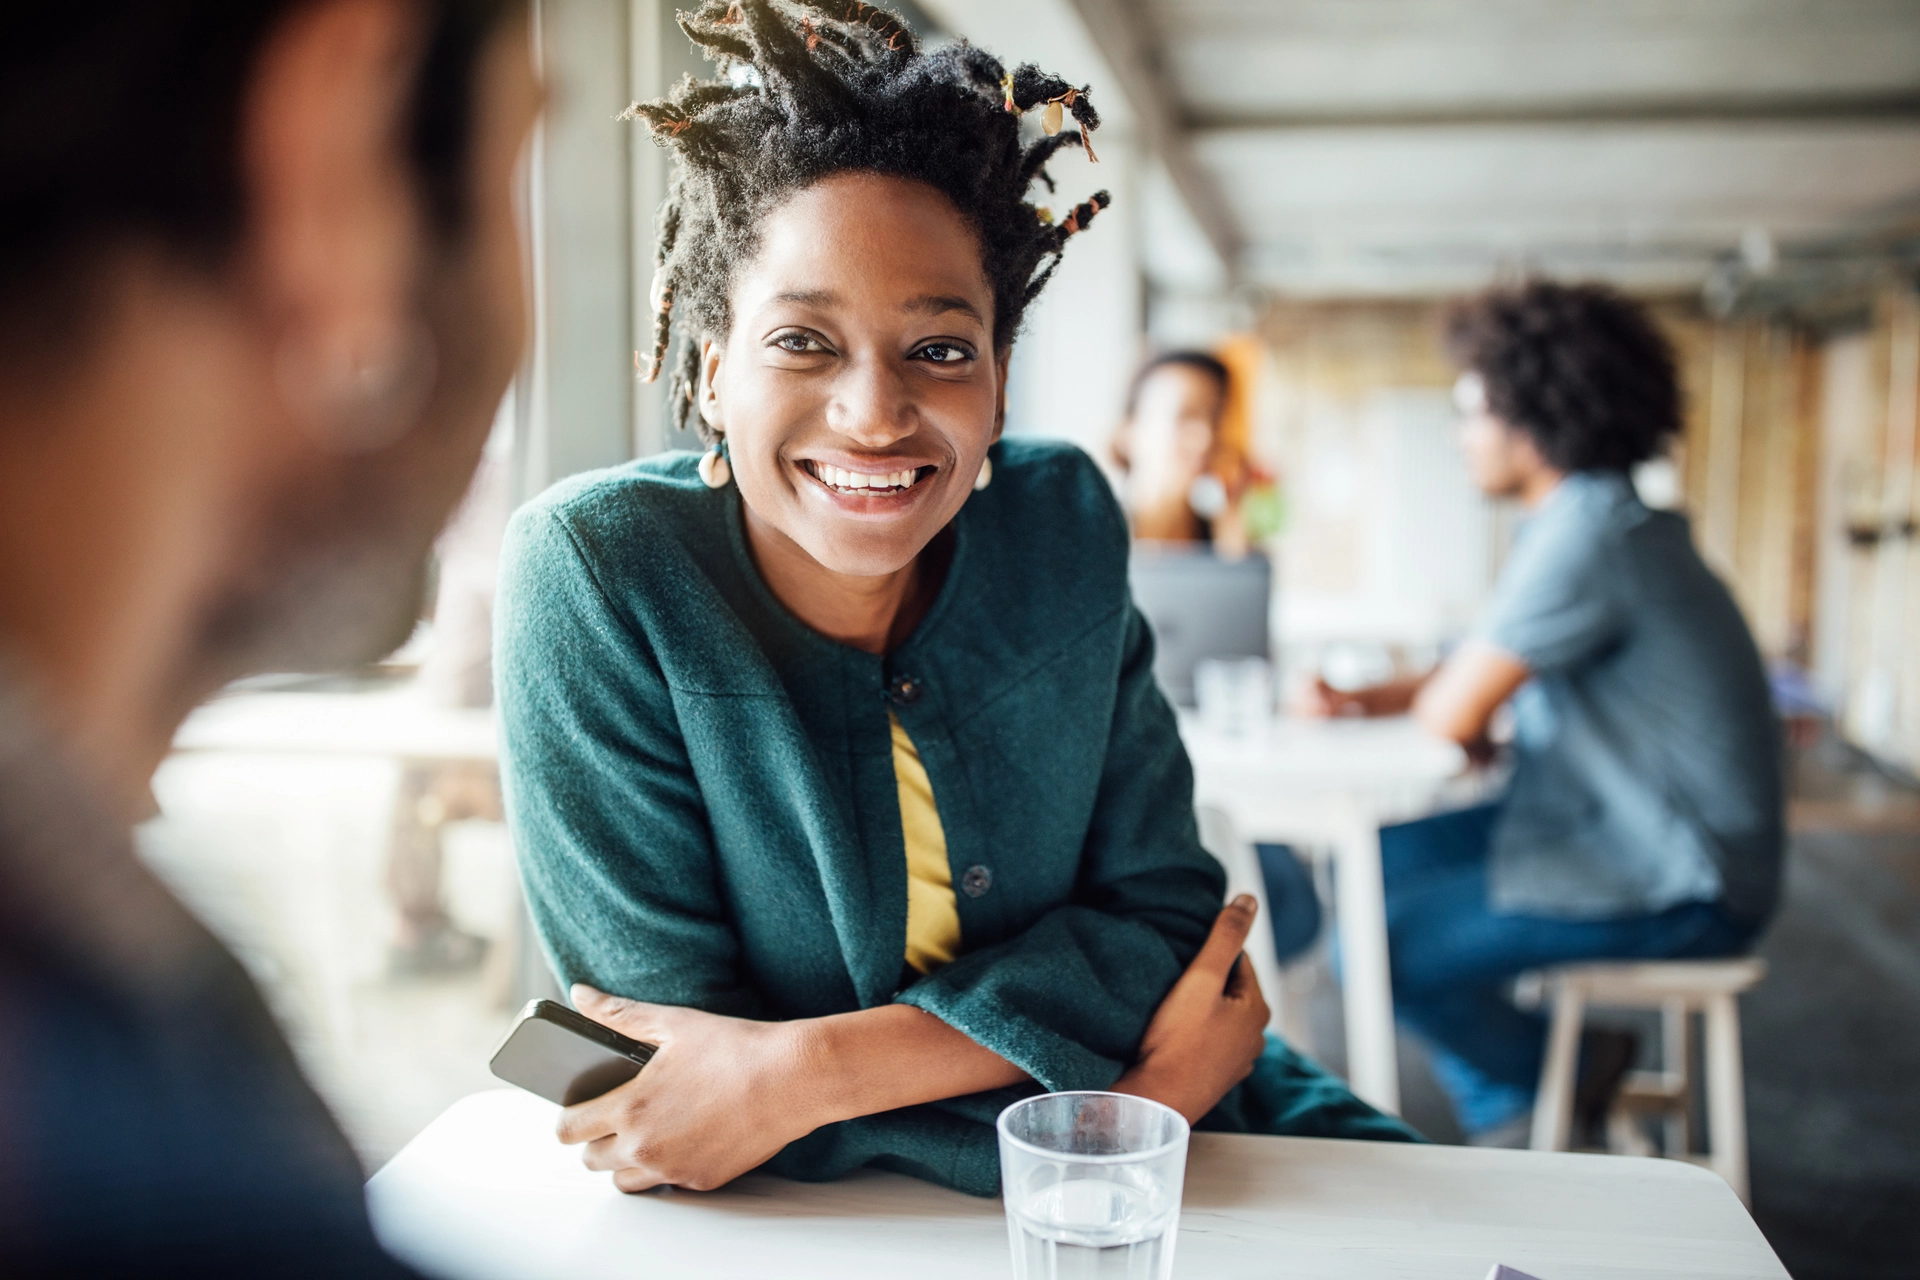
[809,463,921,493]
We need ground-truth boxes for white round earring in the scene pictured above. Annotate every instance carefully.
[698,440,732,489]
[973,455,993,491]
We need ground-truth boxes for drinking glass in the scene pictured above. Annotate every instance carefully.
[1195,656,1274,737]
[997,1091,1190,1280]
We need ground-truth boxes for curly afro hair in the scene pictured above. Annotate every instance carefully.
[1444,281,1681,474]
[622,0,1111,439]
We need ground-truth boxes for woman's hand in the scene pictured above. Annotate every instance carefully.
[556,986,822,1193]
[1112,895,1271,1124]
[557,986,1029,1193]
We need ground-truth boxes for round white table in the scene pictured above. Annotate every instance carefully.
[1180,713,1491,1115]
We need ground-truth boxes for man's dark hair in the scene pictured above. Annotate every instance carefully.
[0,0,519,343]
[628,0,1112,438]
[1444,281,1681,473]
[1126,350,1229,418]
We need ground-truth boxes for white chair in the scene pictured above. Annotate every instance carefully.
[1524,957,1766,1204]
[1196,805,1303,1043]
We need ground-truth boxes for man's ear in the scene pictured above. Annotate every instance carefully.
[245,0,424,451]
[991,347,1011,442]
[698,339,725,433]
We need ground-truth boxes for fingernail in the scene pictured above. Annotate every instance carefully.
[1231,893,1256,911]
[570,983,598,1005]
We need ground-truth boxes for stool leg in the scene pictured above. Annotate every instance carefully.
[1703,992,1750,1205]
[1531,979,1585,1151]
[1662,998,1692,1158]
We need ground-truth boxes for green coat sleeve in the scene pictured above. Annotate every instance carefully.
[495,506,763,1018]
[895,602,1225,1093]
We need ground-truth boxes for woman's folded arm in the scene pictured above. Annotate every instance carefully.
[559,898,1268,1193]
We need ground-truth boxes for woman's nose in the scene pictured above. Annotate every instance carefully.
[824,357,915,446]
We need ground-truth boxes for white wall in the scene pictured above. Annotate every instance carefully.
[1003,140,1143,476]
[1274,387,1500,657]
[515,0,638,500]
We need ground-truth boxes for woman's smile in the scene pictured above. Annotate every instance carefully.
[796,456,942,518]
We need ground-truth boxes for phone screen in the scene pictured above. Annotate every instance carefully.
[489,999,657,1106]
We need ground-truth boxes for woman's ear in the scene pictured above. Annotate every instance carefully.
[698,338,724,433]
[1110,420,1133,471]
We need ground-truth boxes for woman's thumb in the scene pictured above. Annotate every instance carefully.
[1193,894,1259,978]
[571,983,639,1027]
[572,984,670,1043]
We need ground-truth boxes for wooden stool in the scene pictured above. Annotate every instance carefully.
[1525,957,1766,1204]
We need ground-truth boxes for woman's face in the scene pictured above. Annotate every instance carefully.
[702,172,1006,578]
[1123,363,1223,509]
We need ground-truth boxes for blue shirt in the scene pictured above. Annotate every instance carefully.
[1478,472,1783,924]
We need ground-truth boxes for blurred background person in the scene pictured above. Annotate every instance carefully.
[1113,348,1319,983]
[1297,281,1783,1147]
[1111,347,1279,557]
[0,0,536,1273]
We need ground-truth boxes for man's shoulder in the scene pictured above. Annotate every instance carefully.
[0,697,407,1275]
[1505,472,1646,578]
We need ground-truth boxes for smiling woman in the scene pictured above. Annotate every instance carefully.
[495,0,1416,1200]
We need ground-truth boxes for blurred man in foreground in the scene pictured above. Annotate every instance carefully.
[1298,282,1782,1146]
[0,2,535,1272]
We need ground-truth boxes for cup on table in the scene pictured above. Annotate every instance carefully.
[1194,656,1274,738]
[996,1091,1190,1280]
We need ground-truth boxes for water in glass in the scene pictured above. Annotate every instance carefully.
[1006,1174,1178,1279]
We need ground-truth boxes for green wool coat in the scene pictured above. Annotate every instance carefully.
[496,438,1416,1196]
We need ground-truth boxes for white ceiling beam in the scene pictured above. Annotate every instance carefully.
[1193,91,1920,133]
[1060,0,1243,281]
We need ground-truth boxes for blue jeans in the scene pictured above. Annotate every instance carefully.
[1381,803,1756,1135]
[1255,843,1323,965]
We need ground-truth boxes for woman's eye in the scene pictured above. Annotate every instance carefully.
[916,343,974,365]
[772,332,824,354]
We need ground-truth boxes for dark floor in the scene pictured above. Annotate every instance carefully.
[1744,827,1920,1279]
[1292,734,1920,1280]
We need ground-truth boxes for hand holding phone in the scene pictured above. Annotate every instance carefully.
[489,998,656,1106]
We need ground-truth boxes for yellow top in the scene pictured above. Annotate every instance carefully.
[890,712,961,974]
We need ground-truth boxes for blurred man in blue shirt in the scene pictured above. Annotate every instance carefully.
[1299,282,1783,1145]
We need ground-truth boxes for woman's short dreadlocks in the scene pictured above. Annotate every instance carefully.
[623,0,1112,438]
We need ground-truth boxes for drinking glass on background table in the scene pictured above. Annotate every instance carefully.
[1194,656,1273,737]
[997,1092,1190,1280]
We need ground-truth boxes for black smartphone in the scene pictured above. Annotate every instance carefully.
[488,998,657,1106]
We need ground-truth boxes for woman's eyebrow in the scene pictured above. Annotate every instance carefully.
[902,294,983,322]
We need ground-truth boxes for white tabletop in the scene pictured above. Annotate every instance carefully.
[172,688,497,762]
[1179,713,1469,786]
[368,1090,1788,1280]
